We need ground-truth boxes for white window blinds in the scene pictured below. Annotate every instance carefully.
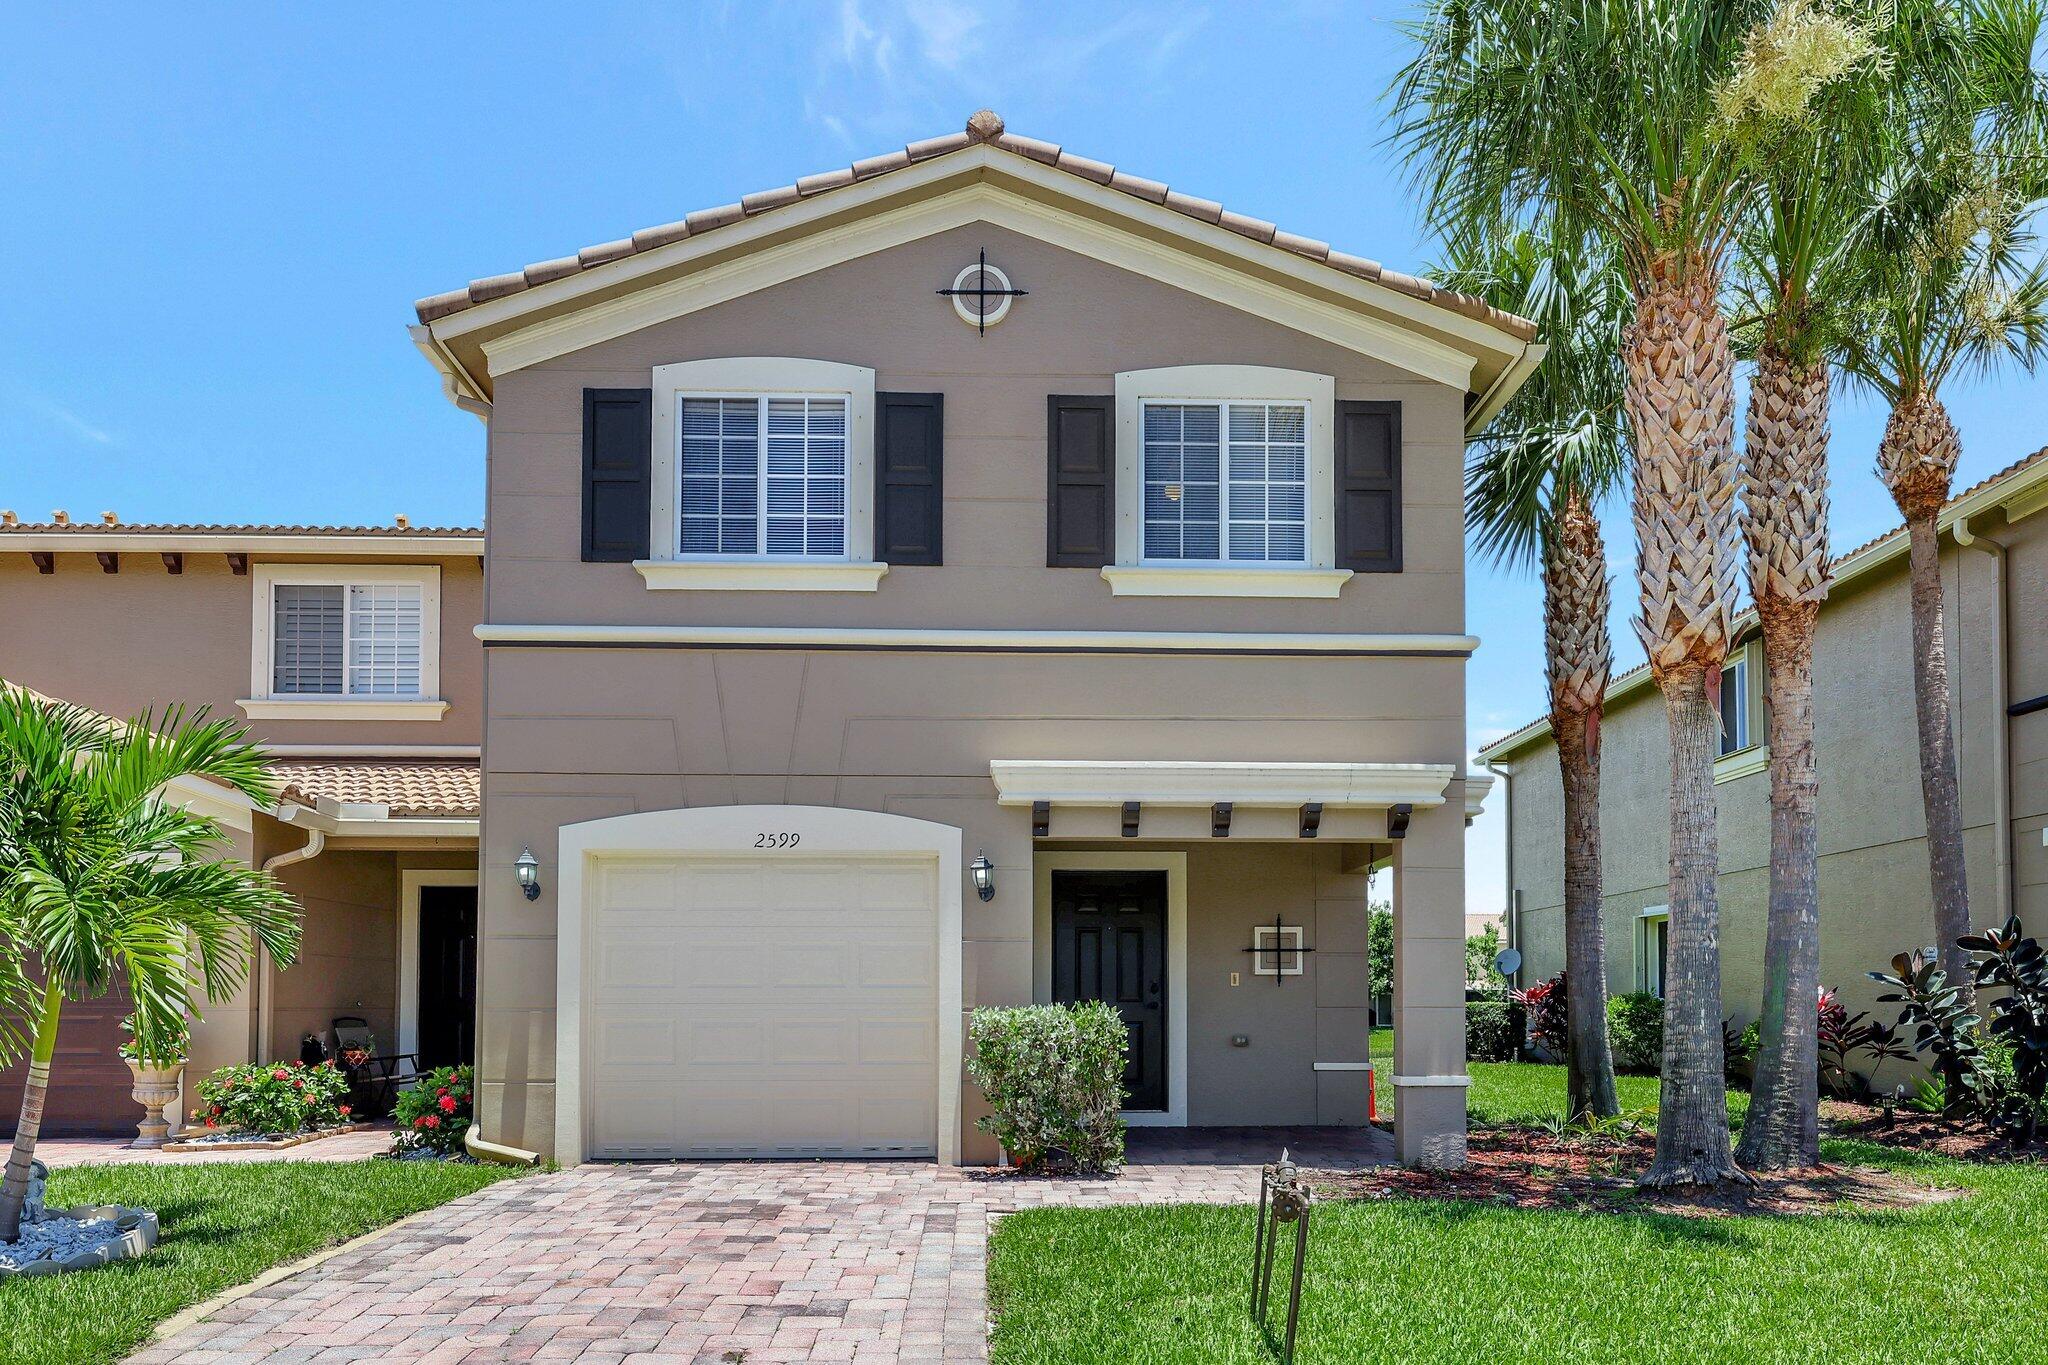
[1142,401,1307,564]
[271,581,423,697]
[680,394,848,558]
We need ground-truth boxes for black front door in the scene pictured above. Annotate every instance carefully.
[417,885,478,1070]
[1052,870,1167,1111]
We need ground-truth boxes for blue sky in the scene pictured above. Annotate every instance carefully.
[5,1,2043,910]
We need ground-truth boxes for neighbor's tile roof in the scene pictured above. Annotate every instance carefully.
[414,109,1537,342]
[272,759,480,819]
[0,520,481,537]
[1478,444,2048,762]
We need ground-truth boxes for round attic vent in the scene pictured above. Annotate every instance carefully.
[947,260,1017,330]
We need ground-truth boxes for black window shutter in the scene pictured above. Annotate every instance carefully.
[1335,400,1402,572]
[874,392,944,565]
[581,388,652,563]
[1046,395,1115,567]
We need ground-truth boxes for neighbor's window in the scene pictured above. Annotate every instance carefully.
[1719,643,1754,756]
[1141,400,1307,564]
[271,582,424,697]
[680,394,848,558]
[1640,909,1670,998]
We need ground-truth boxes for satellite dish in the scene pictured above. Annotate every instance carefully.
[1494,948,1523,977]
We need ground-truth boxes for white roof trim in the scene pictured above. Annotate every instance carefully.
[989,759,1457,809]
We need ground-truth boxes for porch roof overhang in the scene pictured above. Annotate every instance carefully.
[989,759,1460,811]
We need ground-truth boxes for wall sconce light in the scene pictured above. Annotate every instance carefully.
[970,850,995,902]
[515,846,541,901]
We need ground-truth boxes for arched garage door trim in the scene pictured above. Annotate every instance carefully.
[555,804,963,1166]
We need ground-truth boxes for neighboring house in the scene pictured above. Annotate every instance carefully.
[0,519,484,1134]
[1481,450,2048,1058]
[407,110,1533,1168]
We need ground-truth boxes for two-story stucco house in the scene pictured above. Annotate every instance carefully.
[405,111,1536,1168]
[0,520,485,1135]
[1480,449,2048,1057]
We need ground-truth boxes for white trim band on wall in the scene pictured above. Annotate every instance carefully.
[1391,1074,1474,1088]
[476,623,1481,656]
[1311,1061,1375,1072]
[991,760,1456,809]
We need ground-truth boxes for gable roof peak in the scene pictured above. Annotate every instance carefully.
[965,109,1005,142]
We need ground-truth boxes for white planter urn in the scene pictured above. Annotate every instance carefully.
[125,1059,184,1149]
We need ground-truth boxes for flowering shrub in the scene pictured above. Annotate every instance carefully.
[1510,972,1570,1056]
[193,1060,351,1136]
[966,1002,1127,1173]
[118,1013,189,1066]
[394,1064,474,1156]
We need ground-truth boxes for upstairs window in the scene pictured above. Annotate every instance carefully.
[246,564,443,715]
[1141,401,1308,564]
[271,582,423,696]
[680,395,848,558]
[1719,641,1756,756]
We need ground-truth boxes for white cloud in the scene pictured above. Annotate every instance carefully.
[13,390,117,447]
[900,0,985,73]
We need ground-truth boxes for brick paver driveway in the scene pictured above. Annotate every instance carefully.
[131,1127,1389,1364]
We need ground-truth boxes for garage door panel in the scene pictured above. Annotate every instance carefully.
[585,853,939,1160]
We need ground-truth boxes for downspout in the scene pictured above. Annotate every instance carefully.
[1953,513,2014,928]
[255,803,332,1062]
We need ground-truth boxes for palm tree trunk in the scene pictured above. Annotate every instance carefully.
[1645,664,1743,1185]
[1737,600,1824,1168]
[1878,395,1970,997]
[0,980,64,1243]
[1544,492,1619,1121]
[1622,256,1744,1187]
[1555,709,1621,1120]
[1737,346,1831,1171]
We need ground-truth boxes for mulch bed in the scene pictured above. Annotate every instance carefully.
[1310,1126,1961,1218]
[1820,1099,2044,1163]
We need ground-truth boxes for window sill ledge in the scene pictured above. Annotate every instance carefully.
[1099,565,1353,598]
[236,699,450,721]
[633,560,889,592]
[1713,745,1769,783]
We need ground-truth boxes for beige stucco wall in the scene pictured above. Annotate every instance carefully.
[1500,501,2048,1080]
[0,552,484,746]
[477,223,1475,1161]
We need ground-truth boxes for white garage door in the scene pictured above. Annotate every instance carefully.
[584,854,939,1159]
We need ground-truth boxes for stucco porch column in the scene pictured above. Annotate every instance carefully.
[1391,785,1469,1167]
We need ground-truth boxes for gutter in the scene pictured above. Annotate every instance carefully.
[1485,758,1518,985]
[408,323,492,421]
[1465,341,1548,437]
[1954,513,2014,927]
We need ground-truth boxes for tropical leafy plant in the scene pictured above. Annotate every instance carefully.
[967,1002,1128,1174]
[1816,986,1910,1099]
[0,689,300,1241]
[117,1012,189,1067]
[1510,972,1570,1057]
[1960,916,2048,1143]
[1870,948,1984,1118]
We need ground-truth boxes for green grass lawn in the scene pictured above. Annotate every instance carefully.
[988,1139,2045,1363]
[1365,1027,1745,1128]
[0,1159,523,1365]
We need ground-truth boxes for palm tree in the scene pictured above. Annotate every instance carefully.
[0,690,299,1242]
[1398,0,1778,1186]
[1453,223,1630,1122]
[1717,0,1892,1171]
[1838,0,2048,1000]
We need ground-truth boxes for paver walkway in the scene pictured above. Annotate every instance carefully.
[129,1127,1390,1364]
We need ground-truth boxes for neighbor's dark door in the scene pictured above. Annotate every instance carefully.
[417,885,478,1070]
[1052,870,1167,1111]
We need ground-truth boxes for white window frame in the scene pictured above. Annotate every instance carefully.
[1713,640,1768,781]
[240,563,446,721]
[1105,365,1349,598]
[642,357,884,592]
[1638,905,1670,998]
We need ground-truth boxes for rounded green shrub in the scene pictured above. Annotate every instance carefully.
[1607,992,1665,1074]
[1465,1000,1519,1062]
[967,1002,1127,1173]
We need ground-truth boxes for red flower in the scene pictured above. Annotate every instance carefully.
[293,1078,306,1090]
[437,1087,449,1098]
[414,1116,430,1128]
[304,1094,316,1105]
[272,1068,289,1081]
[210,1105,222,1117]
[294,1059,306,1068]
[423,1115,441,1129]
[338,1104,352,1116]
[438,1095,457,1114]
[205,1118,216,1129]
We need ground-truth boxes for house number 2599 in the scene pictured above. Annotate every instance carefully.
[754,832,800,848]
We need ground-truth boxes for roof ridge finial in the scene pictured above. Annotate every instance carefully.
[966,109,1004,142]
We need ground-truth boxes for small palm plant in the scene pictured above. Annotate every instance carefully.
[0,688,300,1241]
